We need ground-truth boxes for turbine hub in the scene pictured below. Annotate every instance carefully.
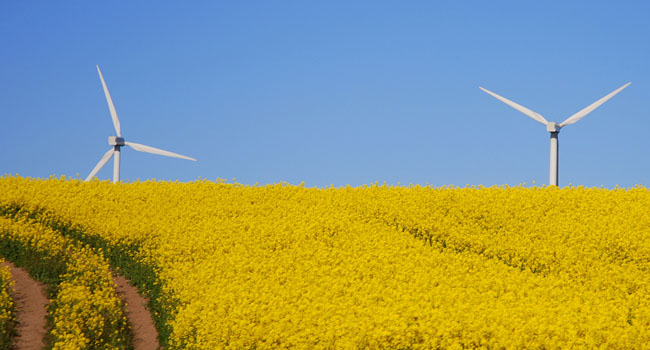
[546,122,561,133]
[108,136,125,146]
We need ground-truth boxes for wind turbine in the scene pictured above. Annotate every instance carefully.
[85,65,197,183]
[479,82,630,186]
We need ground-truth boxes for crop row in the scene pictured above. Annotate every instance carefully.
[0,258,15,348]
[1,176,650,348]
[0,214,131,349]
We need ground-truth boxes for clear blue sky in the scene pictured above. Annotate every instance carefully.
[1,1,648,188]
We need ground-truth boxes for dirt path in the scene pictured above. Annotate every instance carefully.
[3,261,48,350]
[3,260,160,350]
[114,275,160,350]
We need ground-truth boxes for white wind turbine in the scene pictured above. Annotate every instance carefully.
[85,65,197,183]
[479,82,630,186]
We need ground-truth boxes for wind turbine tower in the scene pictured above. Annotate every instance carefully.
[480,82,630,186]
[86,65,196,183]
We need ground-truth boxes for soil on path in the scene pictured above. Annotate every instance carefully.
[2,261,159,350]
[114,275,160,350]
[3,261,48,350]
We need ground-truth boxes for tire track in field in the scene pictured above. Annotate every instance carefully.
[2,261,48,350]
[2,260,160,350]
[114,274,159,350]
[0,206,161,349]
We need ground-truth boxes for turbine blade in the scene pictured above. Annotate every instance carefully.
[85,148,115,181]
[559,82,631,127]
[125,141,197,161]
[479,86,548,125]
[96,65,122,137]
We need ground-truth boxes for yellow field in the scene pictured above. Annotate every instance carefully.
[0,257,15,348]
[1,176,650,349]
[0,216,130,349]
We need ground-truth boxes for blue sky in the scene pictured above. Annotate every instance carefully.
[1,1,648,188]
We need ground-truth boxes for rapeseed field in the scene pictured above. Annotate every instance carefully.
[1,175,649,349]
[0,258,15,348]
[0,216,130,349]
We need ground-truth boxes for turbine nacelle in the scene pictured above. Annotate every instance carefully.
[108,136,126,146]
[546,122,561,133]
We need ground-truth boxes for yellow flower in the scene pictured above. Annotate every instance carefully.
[1,176,650,349]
